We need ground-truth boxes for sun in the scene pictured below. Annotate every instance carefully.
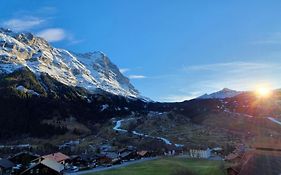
[255,86,272,98]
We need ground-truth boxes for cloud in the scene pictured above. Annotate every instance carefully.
[252,32,281,45]
[184,61,278,72]
[37,28,66,42]
[119,68,130,74]
[3,17,45,31]
[183,61,281,93]
[120,68,147,79]
[160,90,203,102]
[160,94,196,102]
[128,75,147,79]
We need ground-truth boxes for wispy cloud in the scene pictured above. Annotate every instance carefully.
[252,32,281,45]
[2,16,45,31]
[182,61,281,93]
[120,68,147,79]
[119,68,130,74]
[184,61,279,72]
[129,75,147,79]
[2,6,82,44]
[160,95,193,102]
[37,28,66,42]
[160,93,202,102]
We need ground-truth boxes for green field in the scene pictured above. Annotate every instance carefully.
[88,158,226,175]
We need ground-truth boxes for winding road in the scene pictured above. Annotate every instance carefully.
[267,117,281,126]
[113,118,184,147]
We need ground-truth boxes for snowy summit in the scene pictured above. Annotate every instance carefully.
[0,28,139,98]
[197,88,242,99]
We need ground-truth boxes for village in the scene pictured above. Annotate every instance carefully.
[0,141,234,175]
[0,116,248,175]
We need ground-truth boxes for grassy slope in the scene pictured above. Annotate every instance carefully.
[88,158,225,175]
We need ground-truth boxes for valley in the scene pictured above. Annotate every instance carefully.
[0,27,281,175]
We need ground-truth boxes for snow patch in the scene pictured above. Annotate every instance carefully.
[100,104,109,112]
[16,85,40,96]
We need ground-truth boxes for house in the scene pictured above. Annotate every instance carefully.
[41,152,70,165]
[118,146,136,154]
[9,151,40,166]
[95,153,118,165]
[105,152,120,164]
[0,158,15,175]
[20,159,64,175]
[70,154,96,167]
[120,151,137,161]
[189,148,211,159]
[137,150,151,158]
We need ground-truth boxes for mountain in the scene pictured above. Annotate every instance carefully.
[0,66,148,139]
[0,28,150,140]
[197,88,243,99]
[0,28,139,98]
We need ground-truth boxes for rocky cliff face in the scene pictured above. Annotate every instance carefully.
[0,28,139,98]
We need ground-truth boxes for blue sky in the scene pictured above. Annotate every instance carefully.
[1,0,281,101]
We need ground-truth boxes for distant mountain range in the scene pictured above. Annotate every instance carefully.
[197,88,243,99]
[0,28,281,141]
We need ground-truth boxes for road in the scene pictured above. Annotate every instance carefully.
[113,118,184,147]
[64,157,158,175]
[267,117,281,126]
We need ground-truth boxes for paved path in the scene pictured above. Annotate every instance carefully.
[64,157,158,175]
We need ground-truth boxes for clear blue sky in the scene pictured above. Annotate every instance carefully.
[1,0,281,101]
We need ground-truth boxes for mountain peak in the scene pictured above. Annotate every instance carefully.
[0,28,140,98]
[197,88,241,99]
[221,88,233,91]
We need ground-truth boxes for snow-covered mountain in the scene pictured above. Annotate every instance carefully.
[0,28,139,98]
[197,88,242,99]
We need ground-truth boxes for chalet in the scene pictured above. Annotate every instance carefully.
[70,154,96,167]
[105,152,119,163]
[189,148,211,159]
[20,159,64,175]
[0,158,15,175]
[118,146,136,154]
[119,151,137,161]
[137,150,151,158]
[8,151,40,166]
[95,153,119,165]
[39,152,70,165]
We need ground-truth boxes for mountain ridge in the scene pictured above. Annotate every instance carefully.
[197,88,243,99]
[0,28,140,98]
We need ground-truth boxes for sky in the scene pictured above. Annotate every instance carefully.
[1,0,281,101]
